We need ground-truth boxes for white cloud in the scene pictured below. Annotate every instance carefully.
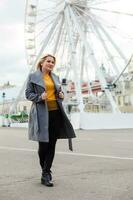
[0,0,29,86]
[0,23,28,86]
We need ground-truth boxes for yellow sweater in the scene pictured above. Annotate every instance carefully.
[43,74,58,111]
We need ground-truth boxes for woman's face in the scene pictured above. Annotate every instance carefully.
[41,56,55,73]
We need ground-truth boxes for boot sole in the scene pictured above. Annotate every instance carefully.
[41,179,54,187]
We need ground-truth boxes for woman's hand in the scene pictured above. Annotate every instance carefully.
[41,92,47,100]
[58,91,64,99]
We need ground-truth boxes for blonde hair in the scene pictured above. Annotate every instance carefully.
[37,54,56,71]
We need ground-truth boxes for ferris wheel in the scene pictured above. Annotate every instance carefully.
[24,0,133,113]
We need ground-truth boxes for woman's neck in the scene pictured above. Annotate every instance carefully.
[41,69,50,75]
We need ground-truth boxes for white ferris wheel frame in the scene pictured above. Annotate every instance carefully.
[12,0,133,114]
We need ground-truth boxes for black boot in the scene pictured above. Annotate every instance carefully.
[48,170,52,181]
[41,172,54,187]
[42,169,52,180]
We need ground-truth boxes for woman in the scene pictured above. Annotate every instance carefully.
[25,54,76,187]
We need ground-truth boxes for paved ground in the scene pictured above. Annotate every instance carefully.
[0,127,133,200]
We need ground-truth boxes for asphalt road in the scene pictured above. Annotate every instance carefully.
[0,127,133,200]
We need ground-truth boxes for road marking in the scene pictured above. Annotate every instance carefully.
[0,146,36,152]
[0,146,133,161]
[57,152,133,160]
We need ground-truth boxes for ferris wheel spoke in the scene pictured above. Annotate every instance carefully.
[51,14,65,55]
[89,9,133,40]
[74,6,121,74]
[69,6,106,85]
[39,15,62,47]
[90,7,133,17]
[64,6,84,109]
[76,0,106,9]
[32,13,62,70]
[75,5,133,30]
[90,11,133,41]
[35,18,56,39]
[73,6,94,34]
[55,0,64,7]
[91,14,128,64]
[61,33,70,61]
[37,12,57,24]
[89,18,121,74]
[89,11,119,28]
[88,0,121,6]
[38,9,57,14]
[74,5,128,64]
[68,4,120,112]
[73,0,113,7]
[56,26,66,56]
[72,0,89,8]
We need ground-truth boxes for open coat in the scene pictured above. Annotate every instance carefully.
[25,69,76,144]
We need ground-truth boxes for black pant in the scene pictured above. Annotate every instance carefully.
[38,110,61,173]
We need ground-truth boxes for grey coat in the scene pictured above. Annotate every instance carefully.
[25,69,76,143]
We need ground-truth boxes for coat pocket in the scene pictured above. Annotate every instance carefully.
[28,104,39,139]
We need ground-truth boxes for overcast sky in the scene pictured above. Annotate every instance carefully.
[0,0,133,87]
[0,0,27,86]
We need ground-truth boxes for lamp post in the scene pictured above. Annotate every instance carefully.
[61,78,67,113]
[61,78,73,151]
[2,92,6,127]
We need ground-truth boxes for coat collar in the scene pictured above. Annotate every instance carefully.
[31,69,61,91]
[31,69,45,88]
[51,72,61,92]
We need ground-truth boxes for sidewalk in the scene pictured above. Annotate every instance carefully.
[0,127,133,200]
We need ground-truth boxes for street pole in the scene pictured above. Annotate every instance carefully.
[61,78,68,113]
[61,78,73,151]
[2,92,6,127]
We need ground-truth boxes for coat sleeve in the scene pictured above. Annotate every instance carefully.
[25,74,43,103]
